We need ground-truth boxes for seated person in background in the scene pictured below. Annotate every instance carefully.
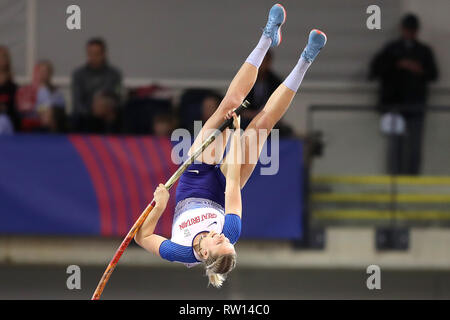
[0,46,19,131]
[71,38,122,132]
[152,113,177,137]
[35,60,65,110]
[38,107,67,134]
[243,50,294,137]
[123,84,175,135]
[85,90,122,134]
[178,89,222,135]
[0,114,14,135]
[35,60,67,133]
[17,60,66,132]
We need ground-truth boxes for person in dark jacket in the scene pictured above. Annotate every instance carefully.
[369,14,438,174]
[71,38,122,132]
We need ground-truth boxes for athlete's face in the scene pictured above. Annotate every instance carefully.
[200,230,235,259]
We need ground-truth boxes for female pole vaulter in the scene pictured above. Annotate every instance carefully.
[135,3,326,288]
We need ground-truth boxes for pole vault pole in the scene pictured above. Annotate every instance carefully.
[91,100,249,300]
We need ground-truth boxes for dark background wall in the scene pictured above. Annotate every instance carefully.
[1,265,449,300]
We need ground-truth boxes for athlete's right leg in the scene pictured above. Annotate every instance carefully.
[189,4,286,165]
[188,63,257,164]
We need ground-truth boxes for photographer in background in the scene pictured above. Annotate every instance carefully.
[369,14,438,175]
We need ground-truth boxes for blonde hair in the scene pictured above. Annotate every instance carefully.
[204,253,237,288]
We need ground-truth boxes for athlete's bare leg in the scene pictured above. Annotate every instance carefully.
[188,62,258,164]
[188,4,286,165]
[238,84,295,187]
[221,29,327,188]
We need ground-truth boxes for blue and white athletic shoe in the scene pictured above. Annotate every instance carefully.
[301,29,327,63]
[263,4,287,47]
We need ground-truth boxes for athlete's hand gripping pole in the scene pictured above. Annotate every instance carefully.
[91,100,250,300]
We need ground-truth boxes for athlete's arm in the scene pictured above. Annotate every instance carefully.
[224,113,242,218]
[134,184,169,257]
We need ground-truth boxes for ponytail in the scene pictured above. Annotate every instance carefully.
[207,272,226,288]
[203,253,237,288]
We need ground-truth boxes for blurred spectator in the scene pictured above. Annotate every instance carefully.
[0,46,19,131]
[152,113,176,137]
[123,85,174,134]
[85,90,122,134]
[39,107,68,133]
[0,114,13,135]
[178,89,220,135]
[36,60,67,133]
[244,50,293,137]
[71,38,122,132]
[17,60,66,132]
[35,60,65,110]
[369,14,438,175]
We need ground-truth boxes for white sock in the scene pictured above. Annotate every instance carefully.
[245,35,272,68]
[283,56,311,93]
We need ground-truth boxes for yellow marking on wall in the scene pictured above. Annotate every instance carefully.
[311,193,450,203]
[313,210,450,220]
[312,176,450,185]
